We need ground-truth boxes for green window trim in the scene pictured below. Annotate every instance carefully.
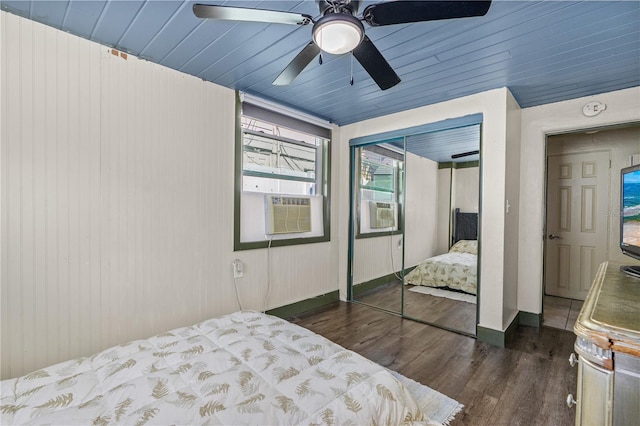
[233,92,332,251]
[355,229,403,239]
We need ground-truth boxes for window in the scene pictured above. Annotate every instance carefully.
[241,116,320,196]
[356,144,404,237]
[235,94,331,250]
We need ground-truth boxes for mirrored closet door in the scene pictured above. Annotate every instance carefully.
[350,141,405,314]
[349,119,481,336]
[402,126,480,336]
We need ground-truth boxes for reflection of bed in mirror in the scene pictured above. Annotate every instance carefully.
[405,209,478,295]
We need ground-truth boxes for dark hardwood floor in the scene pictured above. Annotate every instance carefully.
[290,302,577,426]
[356,280,477,335]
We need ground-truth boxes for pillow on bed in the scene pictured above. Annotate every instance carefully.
[449,239,477,255]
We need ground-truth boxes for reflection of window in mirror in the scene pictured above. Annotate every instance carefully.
[356,144,404,237]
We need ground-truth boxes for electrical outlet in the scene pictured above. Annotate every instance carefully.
[233,259,244,279]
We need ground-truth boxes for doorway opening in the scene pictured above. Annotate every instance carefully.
[543,124,640,330]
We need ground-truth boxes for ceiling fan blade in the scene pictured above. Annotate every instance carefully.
[193,4,312,26]
[363,1,491,26]
[352,36,400,91]
[273,42,322,86]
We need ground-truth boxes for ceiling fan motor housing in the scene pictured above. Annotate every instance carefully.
[316,0,361,16]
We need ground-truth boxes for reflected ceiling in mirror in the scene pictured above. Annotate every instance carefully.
[387,124,481,163]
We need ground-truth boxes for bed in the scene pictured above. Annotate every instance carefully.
[0,311,439,425]
[404,210,478,295]
[404,240,477,295]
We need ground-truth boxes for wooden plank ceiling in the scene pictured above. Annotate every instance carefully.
[2,0,639,129]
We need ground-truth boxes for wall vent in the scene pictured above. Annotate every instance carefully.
[265,195,312,235]
[369,201,396,229]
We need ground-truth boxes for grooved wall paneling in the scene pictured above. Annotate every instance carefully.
[1,13,336,379]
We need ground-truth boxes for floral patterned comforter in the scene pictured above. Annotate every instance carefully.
[404,252,477,295]
[1,311,437,425]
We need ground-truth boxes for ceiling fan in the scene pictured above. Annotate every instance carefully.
[193,1,491,91]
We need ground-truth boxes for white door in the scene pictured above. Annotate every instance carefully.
[545,150,610,300]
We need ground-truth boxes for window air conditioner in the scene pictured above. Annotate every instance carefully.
[265,195,312,235]
[369,201,396,229]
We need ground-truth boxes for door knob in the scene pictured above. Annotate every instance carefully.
[549,234,561,240]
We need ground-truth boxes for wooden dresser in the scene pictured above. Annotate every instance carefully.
[570,261,640,425]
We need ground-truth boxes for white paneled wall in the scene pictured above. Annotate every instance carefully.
[452,167,479,213]
[436,169,452,254]
[1,12,337,380]
[403,153,439,268]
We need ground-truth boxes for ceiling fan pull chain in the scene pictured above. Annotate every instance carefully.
[350,53,354,86]
[319,53,323,65]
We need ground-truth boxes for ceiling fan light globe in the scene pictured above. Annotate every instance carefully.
[312,14,364,55]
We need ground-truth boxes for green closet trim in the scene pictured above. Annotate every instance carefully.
[266,290,339,319]
[349,113,483,146]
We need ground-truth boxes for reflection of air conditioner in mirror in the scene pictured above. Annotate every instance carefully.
[369,201,396,229]
[265,195,312,235]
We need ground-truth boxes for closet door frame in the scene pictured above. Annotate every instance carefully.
[347,114,483,337]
